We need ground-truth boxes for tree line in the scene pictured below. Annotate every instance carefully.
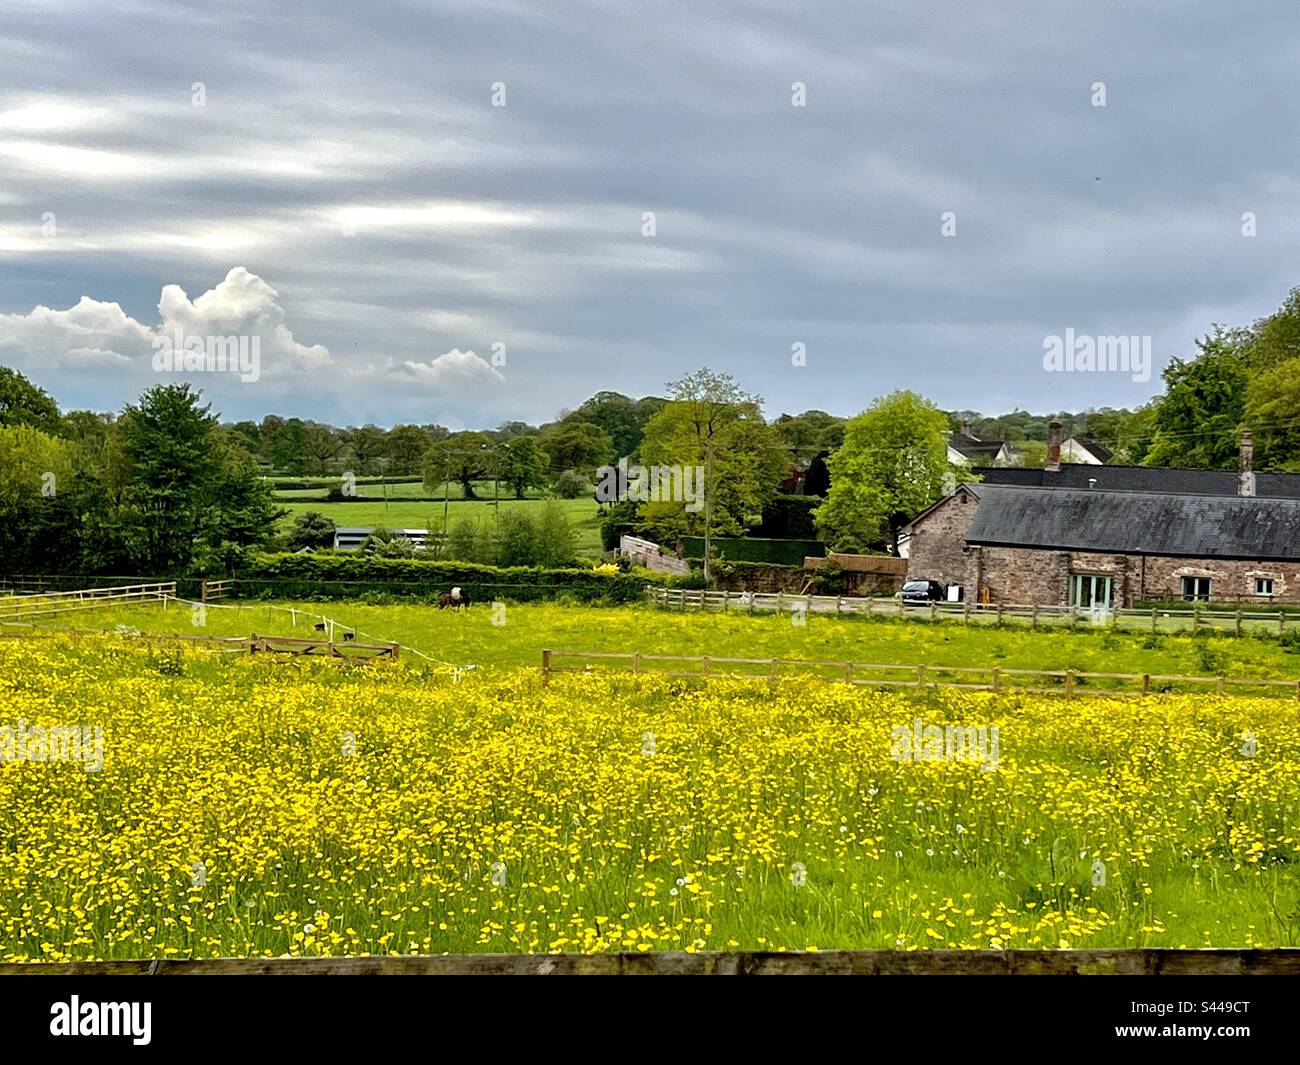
[5,281,1300,575]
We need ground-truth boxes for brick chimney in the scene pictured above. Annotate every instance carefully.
[1046,420,1062,472]
[1239,429,1255,497]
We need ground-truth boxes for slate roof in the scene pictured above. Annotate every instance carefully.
[1065,435,1113,463]
[965,485,1300,560]
[973,463,1300,498]
[948,431,1005,460]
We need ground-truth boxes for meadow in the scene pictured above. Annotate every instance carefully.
[1,633,1297,961]
[40,598,1300,680]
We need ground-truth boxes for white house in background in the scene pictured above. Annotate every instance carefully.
[1059,432,1113,465]
[947,425,1019,468]
[333,527,431,551]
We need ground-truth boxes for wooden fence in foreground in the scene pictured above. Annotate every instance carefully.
[4,948,1298,976]
[646,586,1300,636]
[541,649,1300,698]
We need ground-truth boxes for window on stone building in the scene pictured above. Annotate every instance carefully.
[1255,577,1275,596]
[1180,576,1211,601]
[1069,573,1113,609]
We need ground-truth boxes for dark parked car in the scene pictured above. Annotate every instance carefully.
[900,579,945,606]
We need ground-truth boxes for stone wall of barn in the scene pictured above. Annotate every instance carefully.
[965,547,1300,606]
[904,487,980,587]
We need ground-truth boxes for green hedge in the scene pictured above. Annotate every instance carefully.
[270,477,422,490]
[755,495,821,539]
[234,553,669,603]
[681,536,825,566]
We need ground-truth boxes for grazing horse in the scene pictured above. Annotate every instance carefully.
[438,586,470,611]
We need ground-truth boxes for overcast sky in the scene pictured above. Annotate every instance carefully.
[2,0,1298,429]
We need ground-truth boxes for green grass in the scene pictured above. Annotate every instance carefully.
[274,495,605,556]
[32,599,1300,679]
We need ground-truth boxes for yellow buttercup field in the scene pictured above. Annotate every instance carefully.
[1,634,1297,961]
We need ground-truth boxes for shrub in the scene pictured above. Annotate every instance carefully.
[288,511,336,550]
[552,469,590,499]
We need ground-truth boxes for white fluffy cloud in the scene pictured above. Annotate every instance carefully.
[392,348,505,390]
[0,296,153,367]
[157,267,332,378]
[0,267,331,379]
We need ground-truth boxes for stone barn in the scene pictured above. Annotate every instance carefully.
[904,430,1300,607]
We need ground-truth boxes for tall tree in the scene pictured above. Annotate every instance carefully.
[116,384,281,572]
[386,424,433,476]
[638,369,786,556]
[814,390,950,553]
[118,385,217,571]
[538,420,613,475]
[345,425,388,475]
[424,431,492,498]
[0,424,79,570]
[499,434,549,499]
[0,367,61,434]
[1143,329,1247,469]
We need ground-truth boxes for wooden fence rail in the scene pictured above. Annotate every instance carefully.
[0,582,176,622]
[646,585,1300,636]
[248,633,400,660]
[201,579,234,603]
[542,648,1300,698]
[3,947,1297,976]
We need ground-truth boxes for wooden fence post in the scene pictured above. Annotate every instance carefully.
[541,649,551,686]
[1065,669,1075,699]
[633,653,641,674]
[1216,676,1224,694]
[845,661,854,684]
[991,667,1000,692]
[769,659,779,689]
[1280,611,1286,634]
[1031,604,1038,630]
[1235,610,1243,637]
[1152,607,1158,633]
[917,664,927,692]
[930,602,937,623]
[702,656,710,677]
[1142,674,1150,694]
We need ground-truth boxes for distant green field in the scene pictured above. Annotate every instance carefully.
[274,496,604,556]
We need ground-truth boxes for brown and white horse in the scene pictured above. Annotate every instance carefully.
[438,586,470,611]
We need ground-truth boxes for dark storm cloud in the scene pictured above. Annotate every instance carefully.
[1,0,1298,426]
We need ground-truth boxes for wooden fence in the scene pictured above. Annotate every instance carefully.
[542,648,1300,698]
[646,585,1300,636]
[201,579,234,603]
[247,633,400,660]
[3,947,1297,975]
[0,582,176,622]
